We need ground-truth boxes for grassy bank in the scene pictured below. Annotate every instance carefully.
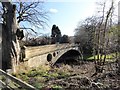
[83,53,118,61]
[13,65,72,89]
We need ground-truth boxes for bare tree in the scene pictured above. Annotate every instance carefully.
[1,1,49,30]
[92,0,115,76]
[75,0,118,76]
[1,1,49,73]
[74,16,98,54]
[15,1,48,29]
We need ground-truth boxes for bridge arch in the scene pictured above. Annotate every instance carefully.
[53,49,82,65]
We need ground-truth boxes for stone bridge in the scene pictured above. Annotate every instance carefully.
[22,44,82,68]
[0,23,82,71]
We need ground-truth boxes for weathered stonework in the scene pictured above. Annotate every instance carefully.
[18,44,81,69]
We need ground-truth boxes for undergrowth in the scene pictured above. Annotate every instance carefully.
[14,64,72,89]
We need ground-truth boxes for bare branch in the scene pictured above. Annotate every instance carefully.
[20,27,37,34]
[14,1,49,31]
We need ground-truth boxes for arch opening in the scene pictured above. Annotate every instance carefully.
[54,49,81,65]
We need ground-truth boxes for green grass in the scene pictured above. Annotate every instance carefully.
[83,53,118,61]
[83,54,93,60]
[52,85,63,90]
[14,65,71,89]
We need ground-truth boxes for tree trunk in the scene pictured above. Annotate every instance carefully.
[2,2,20,73]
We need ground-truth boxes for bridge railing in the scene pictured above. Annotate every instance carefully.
[0,69,37,90]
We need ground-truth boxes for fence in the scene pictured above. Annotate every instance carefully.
[0,69,37,90]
